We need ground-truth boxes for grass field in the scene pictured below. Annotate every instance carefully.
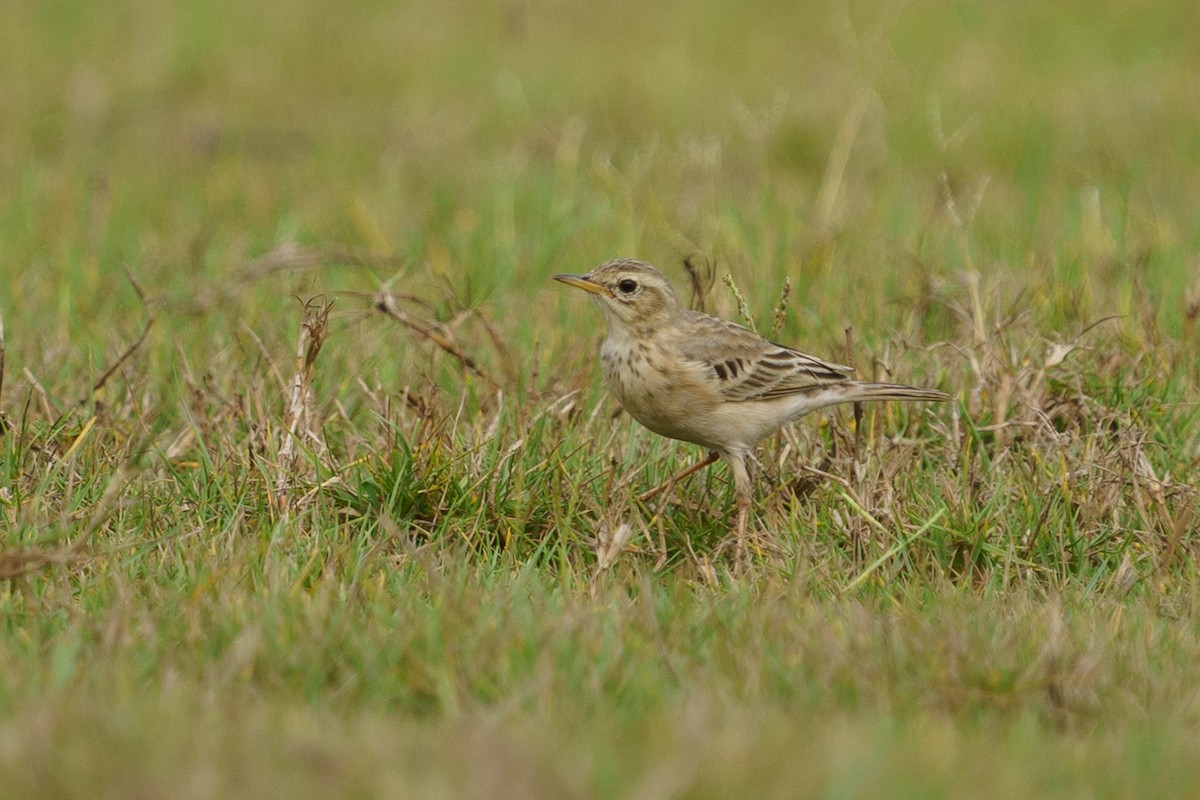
[2,0,1200,796]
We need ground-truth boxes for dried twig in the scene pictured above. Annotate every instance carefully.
[85,317,154,404]
[471,307,518,386]
[76,266,156,407]
[0,547,78,580]
[374,288,499,390]
[242,241,403,281]
[844,325,863,463]
[275,297,333,509]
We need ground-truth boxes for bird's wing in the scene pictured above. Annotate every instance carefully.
[674,311,854,402]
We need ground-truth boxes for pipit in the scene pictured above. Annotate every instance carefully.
[554,258,949,552]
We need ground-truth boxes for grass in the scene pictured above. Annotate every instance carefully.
[2,0,1200,796]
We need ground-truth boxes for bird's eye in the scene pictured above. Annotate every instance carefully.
[617,278,638,294]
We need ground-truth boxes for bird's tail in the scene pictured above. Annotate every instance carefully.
[841,381,950,404]
[776,380,951,424]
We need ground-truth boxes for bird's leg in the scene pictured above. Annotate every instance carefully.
[722,450,757,569]
[734,487,751,568]
[638,450,720,503]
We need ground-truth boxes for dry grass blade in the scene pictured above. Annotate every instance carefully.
[275,297,333,509]
[374,288,499,390]
[84,317,154,404]
[592,521,635,574]
[66,266,156,410]
[1,459,137,580]
[815,89,871,234]
[683,254,716,313]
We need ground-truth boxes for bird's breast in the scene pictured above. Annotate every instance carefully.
[599,336,722,448]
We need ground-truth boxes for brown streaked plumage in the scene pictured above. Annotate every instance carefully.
[554,258,950,554]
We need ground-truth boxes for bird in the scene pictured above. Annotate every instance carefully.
[553,258,949,555]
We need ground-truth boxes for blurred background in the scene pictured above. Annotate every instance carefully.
[1,0,1198,396]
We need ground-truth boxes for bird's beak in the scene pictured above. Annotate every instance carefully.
[553,273,612,297]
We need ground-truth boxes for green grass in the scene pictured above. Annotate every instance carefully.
[2,0,1200,796]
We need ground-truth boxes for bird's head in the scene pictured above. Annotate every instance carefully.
[553,259,681,333]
